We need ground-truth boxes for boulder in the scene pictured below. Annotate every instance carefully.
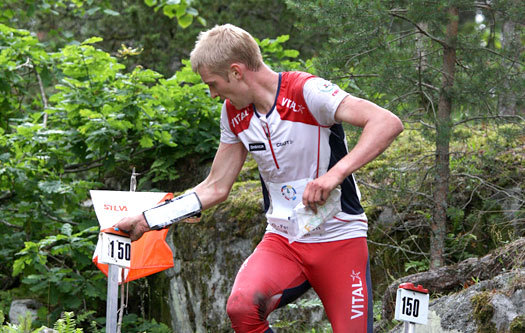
[8,299,42,325]
[388,269,525,332]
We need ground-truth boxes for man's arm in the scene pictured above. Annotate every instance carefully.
[302,95,404,212]
[114,141,248,241]
[193,141,248,209]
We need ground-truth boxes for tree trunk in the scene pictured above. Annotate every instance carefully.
[498,2,521,116]
[430,6,458,269]
[415,23,430,113]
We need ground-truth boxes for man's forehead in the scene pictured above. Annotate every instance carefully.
[198,65,216,81]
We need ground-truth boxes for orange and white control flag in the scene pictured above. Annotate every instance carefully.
[90,190,174,283]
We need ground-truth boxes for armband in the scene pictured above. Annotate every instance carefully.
[143,192,202,230]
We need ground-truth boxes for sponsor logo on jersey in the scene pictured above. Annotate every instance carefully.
[281,97,305,113]
[249,142,266,151]
[317,80,336,93]
[275,139,293,148]
[231,110,250,128]
[350,270,365,320]
[281,185,297,201]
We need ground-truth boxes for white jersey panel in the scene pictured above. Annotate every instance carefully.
[303,77,349,126]
[219,103,241,144]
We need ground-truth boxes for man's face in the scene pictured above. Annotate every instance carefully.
[199,65,249,109]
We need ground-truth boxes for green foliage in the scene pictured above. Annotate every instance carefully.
[0,309,172,333]
[144,0,205,28]
[121,314,171,333]
[365,122,523,294]
[286,0,524,120]
[0,312,39,333]
[0,22,220,325]
[53,312,82,333]
[256,35,312,73]
[404,259,429,273]
[12,225,104,317]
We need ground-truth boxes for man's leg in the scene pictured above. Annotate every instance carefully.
[300,237,373,333]
[226,233,310,333]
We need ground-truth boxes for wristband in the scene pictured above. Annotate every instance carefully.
[143,192,202,230]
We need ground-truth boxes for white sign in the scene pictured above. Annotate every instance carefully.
[98,233,132,268]
[90,190,168,229]
[394,288,429,325]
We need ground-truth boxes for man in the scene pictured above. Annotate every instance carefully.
[115,24,403,332]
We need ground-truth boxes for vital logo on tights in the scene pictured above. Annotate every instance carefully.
[350,270,365,320]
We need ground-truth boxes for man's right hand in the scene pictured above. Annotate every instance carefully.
[113,214,150,241]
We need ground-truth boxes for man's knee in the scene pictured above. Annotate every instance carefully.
[227,289,280,331]
[226,290,249,320]
[226,289,264,320]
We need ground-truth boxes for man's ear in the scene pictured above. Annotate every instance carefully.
[229,63,243,80]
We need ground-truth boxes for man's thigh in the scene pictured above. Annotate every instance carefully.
[301,237,373,332]
[229,233,311,314]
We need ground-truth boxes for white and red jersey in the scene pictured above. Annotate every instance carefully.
[220,71,368,243]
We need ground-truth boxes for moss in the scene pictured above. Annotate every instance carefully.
[471,292,496,333]
[510,315,525,333]
[237,155,260,181]
[228,181,263,223]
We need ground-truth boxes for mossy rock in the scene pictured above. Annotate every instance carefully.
[471,292,496,333]
[510,315,525,333]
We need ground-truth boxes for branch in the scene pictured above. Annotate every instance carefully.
[453,114,525,126]
[469,47,525,67]
[367,239,429,256]
[348,74,380,78]
[15,58,32,70]
[455,173,525,204]
[32,60,49,128]
[0,219,23,230]
[63,156,107,173]
[42,211,79,225]
[344,30,417,68]
[356,179,433,201]
[384,90,420,109]
[0,191,14,202]
[389,11,448,48]
[63,162,104,174]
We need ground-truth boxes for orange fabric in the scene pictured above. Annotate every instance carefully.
[93,193,174,283]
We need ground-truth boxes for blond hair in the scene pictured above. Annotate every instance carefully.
[190,24,263,78]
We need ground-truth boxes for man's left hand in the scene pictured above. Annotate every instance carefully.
[302,173,342,213]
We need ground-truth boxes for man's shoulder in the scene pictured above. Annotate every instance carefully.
[282,71,316,82]
[280,71,316,96]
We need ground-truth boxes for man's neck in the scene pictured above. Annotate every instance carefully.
[248,65,280,115]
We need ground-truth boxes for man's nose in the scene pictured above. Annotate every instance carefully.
[209,87,218,99]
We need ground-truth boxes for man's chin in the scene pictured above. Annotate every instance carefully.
[231,101,249,110]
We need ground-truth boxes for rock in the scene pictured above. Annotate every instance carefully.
[8,299,42,325]
[382,237,525,321]
[378,207,396,226]
[39,328,58,333]
[388,269,525,333]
